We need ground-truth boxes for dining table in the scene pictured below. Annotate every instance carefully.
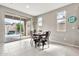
[32,32,46,46]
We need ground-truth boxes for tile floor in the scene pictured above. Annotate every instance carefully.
[0,38,79,56]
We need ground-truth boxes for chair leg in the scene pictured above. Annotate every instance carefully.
[42,41,45,50]
[48,40,50,48]
[34,41,37,48]
[30,39,33,47]
[42,46,44,50]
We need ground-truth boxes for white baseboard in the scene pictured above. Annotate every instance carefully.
[50,40,79,48]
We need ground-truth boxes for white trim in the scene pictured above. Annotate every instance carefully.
[50,40,79,48]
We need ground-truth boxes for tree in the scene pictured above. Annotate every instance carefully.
[16,23,23,32]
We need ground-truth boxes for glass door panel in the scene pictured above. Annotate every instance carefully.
[4,17,21,43]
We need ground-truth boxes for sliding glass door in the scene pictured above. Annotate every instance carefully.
[4,15,27,43]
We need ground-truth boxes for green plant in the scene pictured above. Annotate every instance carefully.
[16,23,23,32]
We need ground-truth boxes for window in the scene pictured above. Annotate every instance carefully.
[37,16,43,27]
[57,11,66,32]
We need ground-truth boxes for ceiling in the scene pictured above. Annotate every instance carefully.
[0,3,71,16]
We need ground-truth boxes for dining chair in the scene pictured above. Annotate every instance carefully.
[30,31,39,48]
[41,31,51,50]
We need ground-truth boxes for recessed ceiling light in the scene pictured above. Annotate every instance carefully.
[26,5,30,8]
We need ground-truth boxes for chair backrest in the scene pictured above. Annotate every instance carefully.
[30,30,37,37]
[30,31,33,38]
[45,31,51,40]
[33,29,36,33]
[30,30,38,40]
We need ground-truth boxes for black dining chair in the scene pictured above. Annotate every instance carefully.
[41,31,51,50]
[30,31,39,48]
